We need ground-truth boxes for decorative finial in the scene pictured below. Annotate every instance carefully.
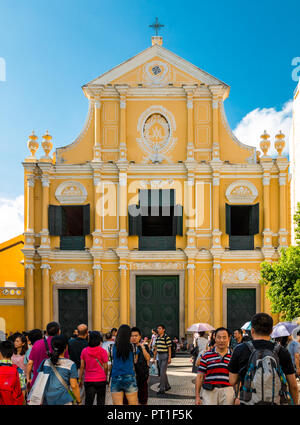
[41,130,53,158]
[260,130,270,156]
[274,130,285,156]
[27,130,39,159]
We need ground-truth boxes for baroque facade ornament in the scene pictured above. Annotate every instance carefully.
[51,269,92,285]
[55,180,88,204]
[136,106,177,163]
[221,268,261,284]
[144,61,170,86]
[140,179,175,189]
[225,180,258,204]
[131,262,185,270]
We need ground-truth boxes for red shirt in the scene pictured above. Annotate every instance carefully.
[198,348,232,387]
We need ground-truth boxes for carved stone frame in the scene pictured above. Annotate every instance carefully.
[222,283,261,328]
[53,284,93,330]
[129,270,185,338]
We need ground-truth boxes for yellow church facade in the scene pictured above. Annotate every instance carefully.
[21,36,290,337]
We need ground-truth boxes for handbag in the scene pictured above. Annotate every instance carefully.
[48,362,77,404]
[27,360,49,405]
[149,362,159,376]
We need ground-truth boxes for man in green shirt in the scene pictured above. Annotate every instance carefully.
[152,324,172,395]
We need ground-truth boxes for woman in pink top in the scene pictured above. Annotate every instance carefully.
[11,333,28,374]
[79,331,108,405]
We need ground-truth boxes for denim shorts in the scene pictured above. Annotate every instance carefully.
[111,374,138,394]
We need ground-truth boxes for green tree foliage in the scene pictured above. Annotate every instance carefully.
[294,202,300,246]
[260,247,300,320]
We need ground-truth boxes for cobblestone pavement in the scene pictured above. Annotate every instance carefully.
[104,353,300,405]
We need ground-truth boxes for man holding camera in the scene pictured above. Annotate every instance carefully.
[195,327,234,405]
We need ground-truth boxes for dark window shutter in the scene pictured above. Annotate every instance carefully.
[83,204,90,235]
[48,205,63,236]
[226,203,231,235]
[249,203,259,235]
[128,205,142,235]
[173,204,183,236]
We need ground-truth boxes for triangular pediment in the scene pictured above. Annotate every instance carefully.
[83,44,229,90]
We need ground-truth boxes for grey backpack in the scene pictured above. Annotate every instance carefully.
[239,341,285,405]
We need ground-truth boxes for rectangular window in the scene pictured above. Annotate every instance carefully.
[226,204,259,250]
[49,204,90,250]
[128,190,183,251]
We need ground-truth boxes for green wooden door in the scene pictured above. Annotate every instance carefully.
[58,289,88,338]
[227,289,256,333]
[136,275,179,339]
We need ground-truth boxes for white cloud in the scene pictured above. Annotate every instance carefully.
[233,100,292,156]
[0,195,24,244]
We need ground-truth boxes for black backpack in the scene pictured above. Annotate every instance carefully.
[239,341,291,405]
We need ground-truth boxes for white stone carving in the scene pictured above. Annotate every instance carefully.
[225,180,258,204]
[51,269,92,285]
[137,106,177,163]
[55,180,88,204]
[131,262,185,270]
[221,268,261,283]
[144,61,170,86]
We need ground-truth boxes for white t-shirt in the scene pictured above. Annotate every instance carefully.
[197,337,208,358]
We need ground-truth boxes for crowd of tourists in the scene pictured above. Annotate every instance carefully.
[0,312,299,405]
[0,321,176,405]
[192,313,300,405]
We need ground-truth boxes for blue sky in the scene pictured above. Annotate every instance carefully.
[0,0,298,240]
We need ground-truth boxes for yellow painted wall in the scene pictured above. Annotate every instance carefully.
[0,235,24,287]
[0,306,24,334]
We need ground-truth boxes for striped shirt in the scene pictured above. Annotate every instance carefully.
[155,334,172,353]
[198,347,232,387]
